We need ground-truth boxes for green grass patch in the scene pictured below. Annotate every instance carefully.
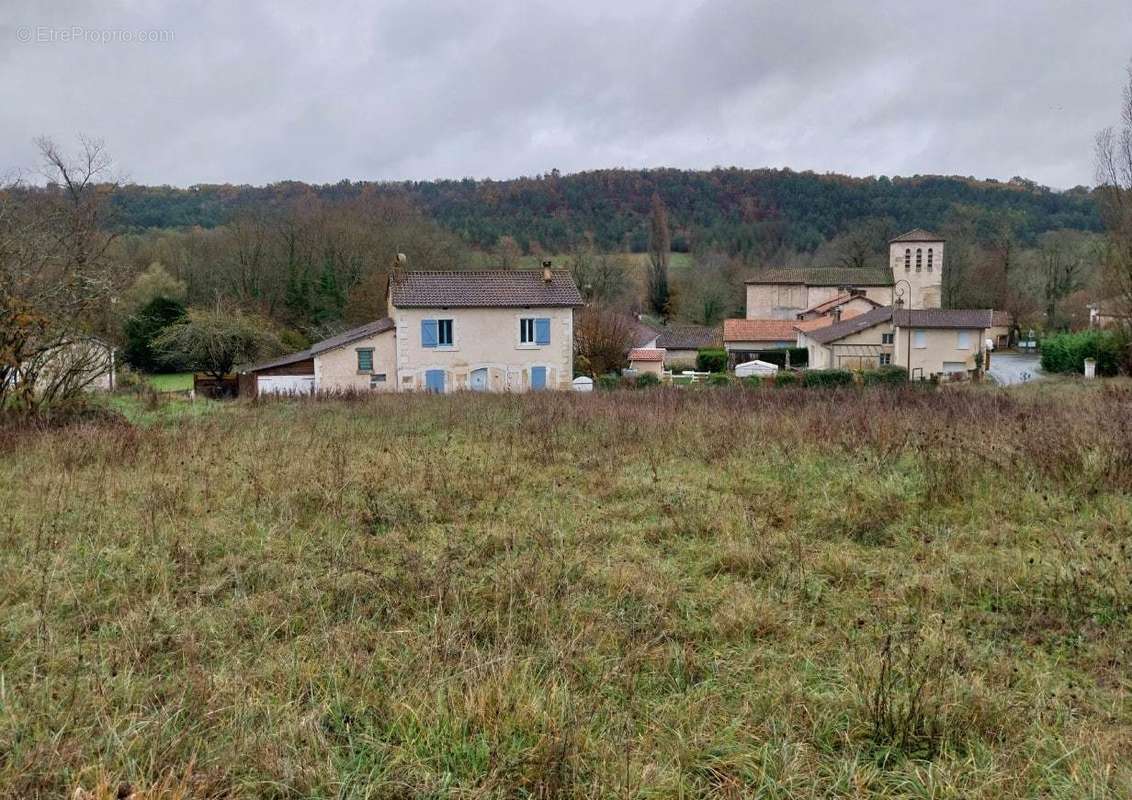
[145,371,193,392]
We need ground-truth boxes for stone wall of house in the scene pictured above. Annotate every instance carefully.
[314,329,397,392]
[390,304,574,392]
[746,283,892,319]
[894,326,983,378]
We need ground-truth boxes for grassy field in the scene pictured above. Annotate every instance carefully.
[144,372,194,393]
[1,382,1130,798]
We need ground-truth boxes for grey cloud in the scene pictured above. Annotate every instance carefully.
[0,0,1128,188]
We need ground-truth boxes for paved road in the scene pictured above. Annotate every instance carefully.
[987,352,1043,386]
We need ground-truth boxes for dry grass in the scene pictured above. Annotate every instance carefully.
[1,382,1130,798]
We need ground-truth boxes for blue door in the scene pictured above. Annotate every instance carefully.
[530,366,547,391]
[470,368,488,391]
[425,369,446,393]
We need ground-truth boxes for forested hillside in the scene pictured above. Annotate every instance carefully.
[109,168,1100,257]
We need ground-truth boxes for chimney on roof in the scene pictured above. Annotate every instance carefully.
[831,308,842,323]
[542,260,553,283]
[393,252,407,274]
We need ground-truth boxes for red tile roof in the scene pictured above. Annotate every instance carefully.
[802,292,881,316]
[628,348,666,362]
[723,318,798,342]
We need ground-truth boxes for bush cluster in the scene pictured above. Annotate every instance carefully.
[695,348,728,373]
[801,369,854,388]
[861,365,909,385]
[1040,330,1125,376]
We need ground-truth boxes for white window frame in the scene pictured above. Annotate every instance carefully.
[881,332,894,345]
[956,330,970,350]
[913,330,927,349]
[879,353,892,365]
[519,317,537,346]
[436,318,455,349]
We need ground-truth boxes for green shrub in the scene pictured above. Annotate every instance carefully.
[696,348,728,373]
[861,365,908,385]
[596,374,621,391]
[635,372,660,388]
[1040,330,1123,376]
[773,370,800,387]
[801,369,854,388]
[707,373,732,387]
[742,375,762,389]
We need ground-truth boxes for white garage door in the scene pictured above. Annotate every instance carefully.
[257,375,314,396]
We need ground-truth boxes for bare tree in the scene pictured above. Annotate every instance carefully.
[573,306,634,376]
[1,136,122,410]
[1095,61,1132,324]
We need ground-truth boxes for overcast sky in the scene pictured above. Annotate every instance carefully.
[1,0,1129,189]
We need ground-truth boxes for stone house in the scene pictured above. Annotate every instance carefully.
[653,325,722,368]
[798,306,994,378]
[627,348,666,377]
[241,267,583,395]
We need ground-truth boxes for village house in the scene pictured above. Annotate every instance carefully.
[241,265,583,395]
[797,306,994,378]
[722,319,797,365]
[651,325,722,369]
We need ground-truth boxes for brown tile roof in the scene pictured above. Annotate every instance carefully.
[628,347,666,363]
[792,308,865,333]
[893,308,994,329]
[991,310,1013,327]
[745,267,893,287]
[723,318,797,342]
[654,325,722,350]
[802,292,882,316]
[890,228,943,243]
[390,269,583,308]
[241,317,395,373]
[807,307,894,344]
[310,318,395,355]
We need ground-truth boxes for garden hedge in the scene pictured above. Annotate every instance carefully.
[696,348,728,373]
[1040,331,1123,376]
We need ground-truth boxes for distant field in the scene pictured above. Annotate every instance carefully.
[144,371,193,392]
[1,382,1129,797]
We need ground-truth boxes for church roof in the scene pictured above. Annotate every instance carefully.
[890,228,943,243]
[745,267,893,287]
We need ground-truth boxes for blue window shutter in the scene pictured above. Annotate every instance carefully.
[531,366,547,390]
[421,319,438,348]
[535,318,551,345]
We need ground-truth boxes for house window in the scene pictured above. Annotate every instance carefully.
[879,353,892,365]
[421,319,455,348]
[956,330,970,349]
[904,249,911,271]
[913,330,927,349]
[437,319,454,347]
[881,332,894,344]
[370,373,386,388]
[927,248,934,272]
[520,317,551,346]
[916,249,922,272]
[356,348,374,372]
